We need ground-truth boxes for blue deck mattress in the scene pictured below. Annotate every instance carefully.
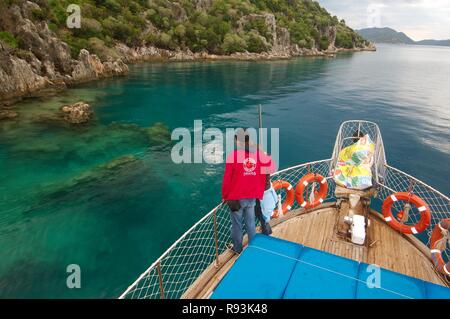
[211,234,450,299]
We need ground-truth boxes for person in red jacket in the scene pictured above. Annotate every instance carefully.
[222,129,273,253]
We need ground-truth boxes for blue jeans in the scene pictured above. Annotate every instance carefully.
[230,199,256,253]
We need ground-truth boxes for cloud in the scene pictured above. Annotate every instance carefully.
[317,0,450,40]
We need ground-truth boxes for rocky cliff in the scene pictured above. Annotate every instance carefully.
[100,10,374,63]
[0,2,128,105]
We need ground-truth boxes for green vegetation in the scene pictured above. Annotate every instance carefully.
[0,31,18,48]
[9,0,368,57]
[245,32,268,53]
[222,33,247,54]
[335,24,364,49]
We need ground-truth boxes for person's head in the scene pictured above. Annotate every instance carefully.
[234,128,251,149]
[352,130,364,143]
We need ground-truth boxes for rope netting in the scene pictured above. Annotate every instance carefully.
[119,159,334,299]
[375,165,450,260]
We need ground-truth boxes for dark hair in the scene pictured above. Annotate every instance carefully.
[234,134,250,143]
[234,128,251,152]
[352,130,364,143]
[234,128,250,143]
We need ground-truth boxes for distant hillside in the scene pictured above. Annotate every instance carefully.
[357,27,414,44]
[415,39,450,46]
[357,27,450,47]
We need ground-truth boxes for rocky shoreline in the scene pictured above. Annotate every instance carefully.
[0,42,375,108]
[115,42,376,63]
[0,2,375,109]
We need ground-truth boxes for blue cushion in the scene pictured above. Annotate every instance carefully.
[424,281,450,299]
[283,247,359,298]
[211,234,303,299]
[211,234,450,299]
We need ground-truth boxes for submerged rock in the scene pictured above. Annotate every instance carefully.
[60,155,141,189]
[0,110,19,120]
[60,101,92,124]
[147,122,171,146]
[97,155,138,171]
[108,122,142,132]
[11,139,61,154]
[27,154,148,211]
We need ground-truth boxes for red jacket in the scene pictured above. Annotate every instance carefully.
[222,149,275,201]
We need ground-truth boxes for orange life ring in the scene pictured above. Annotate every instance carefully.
[382,192,431,235]
[430,219,450,276]
[271,180,295,218]
[295,173,329,209]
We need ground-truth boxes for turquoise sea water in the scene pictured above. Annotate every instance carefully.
[0,44,449,298]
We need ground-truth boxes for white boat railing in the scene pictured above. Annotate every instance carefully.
[331,120,387,184]
[119,158,450,299]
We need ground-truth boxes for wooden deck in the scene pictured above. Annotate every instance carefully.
[183,205,447,299]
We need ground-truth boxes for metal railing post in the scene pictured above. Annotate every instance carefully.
[156,262,165,299]
[306,163,311,202]
[213,208,220,267]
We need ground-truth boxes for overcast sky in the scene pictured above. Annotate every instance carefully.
[317,0,450,41]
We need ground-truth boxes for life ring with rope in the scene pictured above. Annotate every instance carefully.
[271,180,295,218]
[295,173,329,209]
[430,219,450,276]
[381,192,431,234]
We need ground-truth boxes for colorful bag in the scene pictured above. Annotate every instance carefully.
[333,134,375,190]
